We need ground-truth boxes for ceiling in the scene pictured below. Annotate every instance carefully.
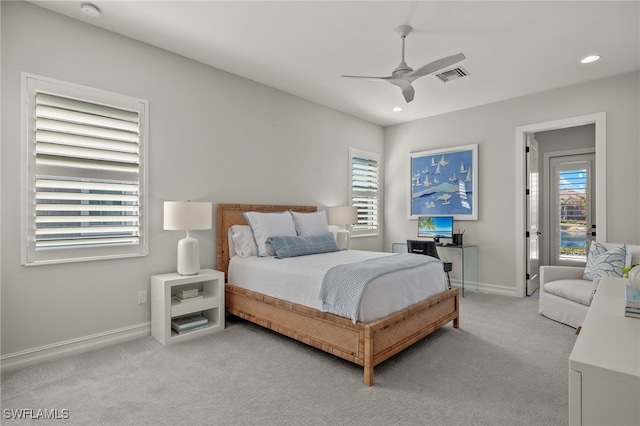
[28,1,640,126]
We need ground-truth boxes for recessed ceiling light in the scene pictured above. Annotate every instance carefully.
[581,55,600,64]
[81,3,101,18]
[392,107,403,112]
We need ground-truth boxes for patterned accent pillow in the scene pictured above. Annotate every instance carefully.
[267,233,340,259]
[583,241,629,281]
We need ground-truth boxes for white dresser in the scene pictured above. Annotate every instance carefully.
[569,278,640,426]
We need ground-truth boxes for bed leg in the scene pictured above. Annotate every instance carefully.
[364,327,374,386]
[364,366,374,386]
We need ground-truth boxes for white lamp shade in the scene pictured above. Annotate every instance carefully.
[164,201,212,231]
[328,206,358,226]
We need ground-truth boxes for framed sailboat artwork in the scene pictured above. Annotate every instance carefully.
[410,144,478,220]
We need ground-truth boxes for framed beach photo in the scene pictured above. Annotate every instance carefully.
[410,144,478,220]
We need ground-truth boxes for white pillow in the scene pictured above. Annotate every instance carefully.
[290,210,329,236]
[244,211,297,257]
[230,225,257,257]
[227,227,238,258]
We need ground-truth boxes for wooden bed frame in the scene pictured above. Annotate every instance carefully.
[216,203,459,386]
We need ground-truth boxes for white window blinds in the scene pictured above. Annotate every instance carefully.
[22,74,148,265]
[350,148,380,236]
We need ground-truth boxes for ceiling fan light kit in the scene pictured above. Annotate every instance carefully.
[341,25,466,103]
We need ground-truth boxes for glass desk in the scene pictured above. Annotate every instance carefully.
[392,242,478,296]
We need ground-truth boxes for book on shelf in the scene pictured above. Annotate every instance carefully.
[625,285,640,309]
[176,288,199,300]
[172,322,209,334]
[624,305,640,315]
[172,321,208,333]
[173,295,203,303]
[625,309,640,319]
[171,313,208,331]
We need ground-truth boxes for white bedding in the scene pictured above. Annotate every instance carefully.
[228,249,447,323]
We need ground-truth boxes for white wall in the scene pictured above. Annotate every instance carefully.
[0,2,383,361]
[384,71,640,295]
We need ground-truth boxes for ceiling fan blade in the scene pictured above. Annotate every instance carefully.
[341,74,392,81]
[402,84,415,103]
[410,53,466,78]
[388,79,416,103]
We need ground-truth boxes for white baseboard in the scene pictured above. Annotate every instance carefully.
[1,322,151,374]
[477,282,520,297]
[449,280,520,297]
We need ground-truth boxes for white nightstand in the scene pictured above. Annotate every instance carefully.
[151,268,225,345]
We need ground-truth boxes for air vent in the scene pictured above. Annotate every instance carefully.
[435,67,469,83]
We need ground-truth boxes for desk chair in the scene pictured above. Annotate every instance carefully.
[406,240,452,288]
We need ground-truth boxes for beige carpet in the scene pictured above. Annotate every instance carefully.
[1,292,577,425]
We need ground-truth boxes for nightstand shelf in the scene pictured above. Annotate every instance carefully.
[151,269,225,345]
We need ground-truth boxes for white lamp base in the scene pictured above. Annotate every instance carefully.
[336,229,350,250]
[177,231,200,275]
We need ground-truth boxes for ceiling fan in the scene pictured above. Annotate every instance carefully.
[341,25,465,103]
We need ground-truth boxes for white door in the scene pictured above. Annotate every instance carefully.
[550,154,595,266]
[526,135,540,295]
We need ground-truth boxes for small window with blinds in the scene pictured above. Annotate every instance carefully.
[22,74,148,265]
[349,148,381,237]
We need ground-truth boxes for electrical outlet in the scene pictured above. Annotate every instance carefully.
[138,290,147,305]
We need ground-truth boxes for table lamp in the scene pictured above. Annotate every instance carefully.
[328,206,358,250]
[163,201,212,275]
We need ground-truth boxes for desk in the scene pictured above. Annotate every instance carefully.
[392,243,478,296]
[568,278,640,425]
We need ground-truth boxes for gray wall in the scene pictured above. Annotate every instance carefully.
[384,72,640,295]
[1,2,383,357]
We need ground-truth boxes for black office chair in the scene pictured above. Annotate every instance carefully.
[407,240,452,288]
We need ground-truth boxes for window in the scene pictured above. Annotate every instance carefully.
[550,153,594,266]
[349,148,380,237]
[21,74,148,265]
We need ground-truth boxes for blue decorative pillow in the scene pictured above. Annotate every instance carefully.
[266,233,340,259]
[583,241,628,281]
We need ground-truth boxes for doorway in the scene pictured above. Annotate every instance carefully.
[514,113,607,298]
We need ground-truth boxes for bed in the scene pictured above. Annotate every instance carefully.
[216,203,460,386]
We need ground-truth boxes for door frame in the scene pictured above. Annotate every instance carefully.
[515,112,607,297]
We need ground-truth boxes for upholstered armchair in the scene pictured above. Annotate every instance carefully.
[538,242,640,328]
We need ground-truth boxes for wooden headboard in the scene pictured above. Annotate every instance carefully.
[216,203,317,280]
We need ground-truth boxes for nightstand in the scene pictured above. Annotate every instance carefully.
[151,268,225,345]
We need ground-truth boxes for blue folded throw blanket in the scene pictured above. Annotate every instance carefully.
[319,253,440,323]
